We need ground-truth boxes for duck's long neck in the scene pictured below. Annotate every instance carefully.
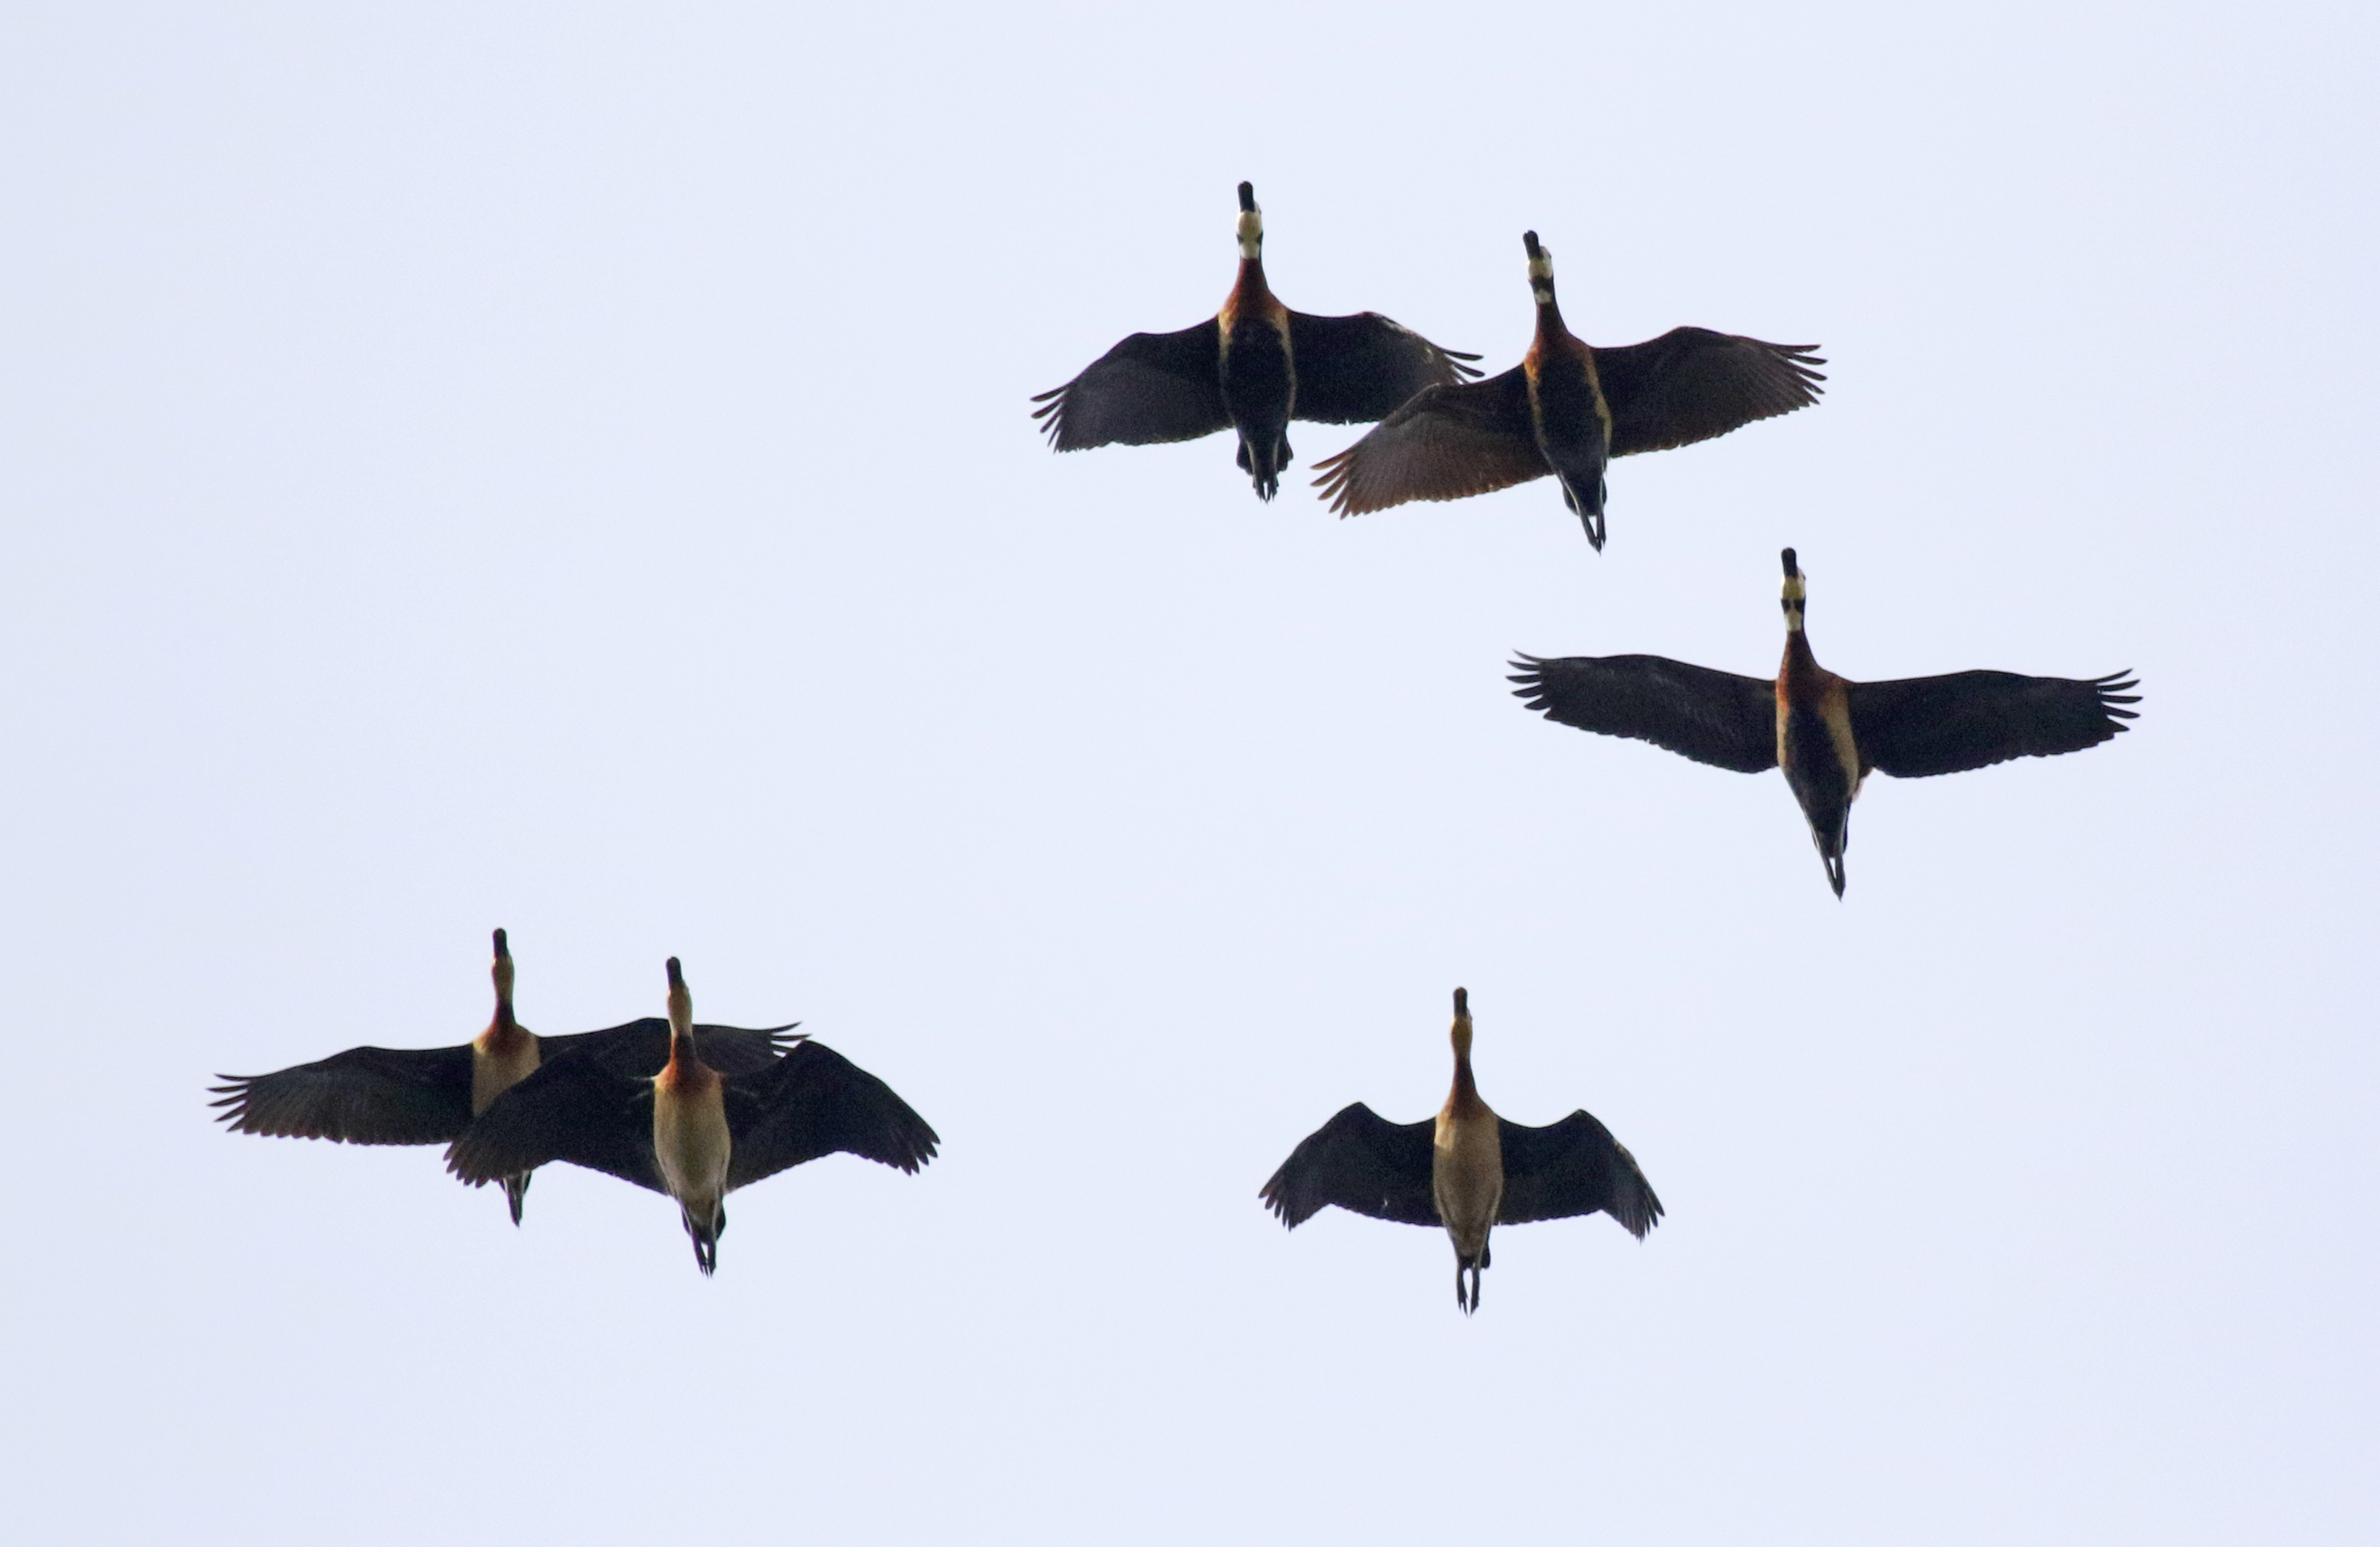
[1525,235,1572,348]
[1532,289,1572,346]
[484,949,525,1048]
[661,964,703,1080]
[1223,192,1272,326]
[1222,253,1273,333]
[1449,1017,1483,1110]
[1780,566,1821,679]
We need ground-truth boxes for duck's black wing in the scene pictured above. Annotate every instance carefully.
[1498,1111,1664,1238]
[1593,327,1825,458]
[1310,367,1544,515]
[209,1043,475,1146]
[1286,310,1483,425]
[444,1058,663,1194]
[1849,670,2140,777]
[1259,1102,1440,1228]
[1509,653,1778,773]
[540,1018,804,1079]
[1031,320,1227,450]
[722,1041,939,1192]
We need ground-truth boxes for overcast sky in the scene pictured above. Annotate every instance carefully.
[3,3,2375,1543]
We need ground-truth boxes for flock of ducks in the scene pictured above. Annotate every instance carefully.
[215,183,2141,1312]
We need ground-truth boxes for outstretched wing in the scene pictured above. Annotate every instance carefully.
[1030,320,1227,450]
[1286,310,1483,426]
[209,1043,474,1146]
[1509,653,1778,774]
[1849,670,2140,778]
[1310,368,1544,515]
[1498,1111,1664,1237]
[445,1058,664,1194]
[539,1017,804,1079]
[723,1041,939,1192]
[1259,1102,1439,1229]
[1593,327,1825,458]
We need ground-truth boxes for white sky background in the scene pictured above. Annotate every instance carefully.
[3,2,2375,1541]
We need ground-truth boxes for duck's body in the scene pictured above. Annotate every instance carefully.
[1216,231,1297,495]
[210,930,799,1224]
[1430,994,1505,1312]
[650,965,735,1272]
[1519,279,1614,538]
[1314,231,1824,549]
[448,957,939,1276]
[1510,548,2142,894]
[469,934,541,1220]
[1261,988,1661,1315]
[1033,183,1481,500]
[1775,570,1863,895]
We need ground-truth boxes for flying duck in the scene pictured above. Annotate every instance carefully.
[1312,231,1824,548]
[446,958,939,1275]
[1032,181,1482,499]
[1260,988,1661,1314]
[209,929,799,1223]
[1509,548,2142,895]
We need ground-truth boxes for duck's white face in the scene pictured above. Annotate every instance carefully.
[492,953,515,1004]
[1236,206,1263,261]
[1782,567,1808,632]
[1527,244,1555,306]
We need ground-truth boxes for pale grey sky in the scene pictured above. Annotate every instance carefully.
[3,3,2375,1543]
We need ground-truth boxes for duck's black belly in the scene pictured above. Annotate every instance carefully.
[1221,317,1294,440]
[1527,351,1609,474]
[1781,708,1856,856]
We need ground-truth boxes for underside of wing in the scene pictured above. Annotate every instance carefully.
[1593,327,1825,458]
[1498,1111,1664,1237]
[1259,1102,1439,1229]
[1031,320,1227,450]
[1509,653,1778,773]
[724,1041,939,1192]
[1849,670,2140,778]
[539,1018,804,1079]
[208,1043,475,1146]
[445,1058,664,1194]
[1310,368,1544,515]
[1285,309,1483,426]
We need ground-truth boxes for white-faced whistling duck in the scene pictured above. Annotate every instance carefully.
[446,958,939,1275]
[1312,232,1825,549]
[1510,548,2142,896]
[1031,181,1483,500]
[1260,988,1661,1314]
[209,930,800,1224]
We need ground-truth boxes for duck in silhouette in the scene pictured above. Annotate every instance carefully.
[1510,548,2140,894]
[1314,231,1823,548]
[1033,182,1481,499]
[1261,988,1661,1314]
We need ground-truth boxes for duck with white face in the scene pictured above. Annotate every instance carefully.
[1260,987,1662,1315]
[1314,231,1827,551]
[1510,548,2142,895]
[1033,181,1483,501]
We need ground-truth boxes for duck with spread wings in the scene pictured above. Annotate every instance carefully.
[1261,988,1661,1314]
[1033,182,1481,500]
[1314,231,1823,549]
[1509,549,2140,895]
